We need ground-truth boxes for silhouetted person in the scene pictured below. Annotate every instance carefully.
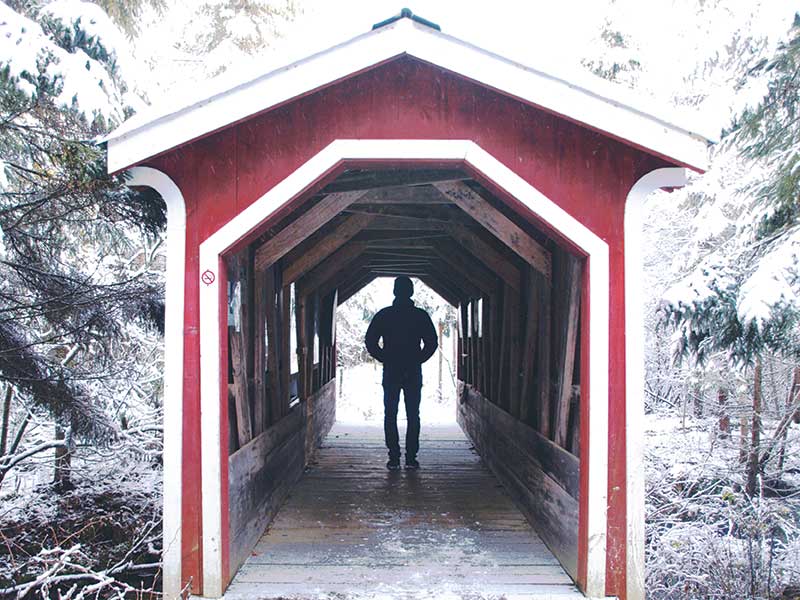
[365,277,438,470]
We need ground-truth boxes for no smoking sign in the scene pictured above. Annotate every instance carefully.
[201,270,216,286]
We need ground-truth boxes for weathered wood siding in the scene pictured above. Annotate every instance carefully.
[228,378,337,579]
[305,379,336,459]
[457,383,579,580]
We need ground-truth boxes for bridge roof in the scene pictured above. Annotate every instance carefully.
[106,13,711,173]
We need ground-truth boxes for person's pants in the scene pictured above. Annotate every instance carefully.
[383,380,421,460]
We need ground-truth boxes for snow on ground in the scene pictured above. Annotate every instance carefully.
[645,408,800,489]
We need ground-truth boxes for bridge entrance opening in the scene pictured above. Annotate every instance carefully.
[222,166,585,598]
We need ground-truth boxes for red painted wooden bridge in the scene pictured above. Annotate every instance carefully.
[105,9,709,600]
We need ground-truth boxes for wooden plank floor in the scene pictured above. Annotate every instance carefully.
[224,423,583,599]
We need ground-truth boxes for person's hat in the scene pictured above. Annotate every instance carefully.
[393,276,414,298]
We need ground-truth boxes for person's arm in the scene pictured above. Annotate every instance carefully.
[417,311,438,364]
[365,311,385,362]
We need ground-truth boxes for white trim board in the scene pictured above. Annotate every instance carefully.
[623,168,687,600]
[198,139,610,598]
[127,167,186,600]
[106,18,710,174]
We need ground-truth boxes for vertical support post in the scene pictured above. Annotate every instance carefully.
[265,266,281,425]
[460,303,470,385]
[456,302,463,383]
[281,283,292,417]
[253,269,267,434]
[519,268,540,426]
[554,256,582,447]
[230,331,252,446]
[296,294,308,401]
[230,257,253,447]
[538,275,552,438]
[481,296,491,396]
[507,288,522,418]
[471,300,480,392]
[438,319,444,399]
[497,285,511,411]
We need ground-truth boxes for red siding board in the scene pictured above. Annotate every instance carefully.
[147,56,675,599]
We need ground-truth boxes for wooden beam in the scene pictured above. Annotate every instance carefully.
[415,274,460,307]
[304,293,317,397]
[347,204,472,224]
[320,169,467,194]
[351,184,455,204]
[253,268,267,434]
[442,223,522,292]
[280,284,291,419]
[496,284,511,411]
[471,300,481,394]
[554,256,582,448]
[430,240,499,296]
[426,261,480,301]
[367,251,431,269]
[481,295,491,395]
[507,289,522,418]
[338,272,379,305]
[230,332,252,447]
[365,238,439,251]
[519,268,541,427]
[315,255,374,300]
[370,268,431,277]
[460,303,471,385]
[295,293,307,400]
[296,242,367,297]
[359,214,448,231]
[363,247,435,257]
[282,213,375,284]
[355,231,450,243]
[339,261,462,307]
[264,266,282,425]
[490,293,503,405]
[329,289,339,383]
[365,260,433,270]
[230,256,253,446]
[434,182,551,279]
[365,228,519,292]
[255,190,367,271]
[538,272,553,439]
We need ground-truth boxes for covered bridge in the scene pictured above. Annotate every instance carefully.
[105,11,709,600]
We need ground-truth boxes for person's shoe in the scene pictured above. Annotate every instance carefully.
[386,458,401,470]
[405,458,420,470]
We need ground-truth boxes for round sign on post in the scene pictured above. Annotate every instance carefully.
[201,270,216,286]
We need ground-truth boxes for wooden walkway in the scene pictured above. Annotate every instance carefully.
[224,424,582,599]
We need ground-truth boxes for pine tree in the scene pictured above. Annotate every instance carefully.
[0,2,165,449]
[173,0,299,78]
[661,12,800,496]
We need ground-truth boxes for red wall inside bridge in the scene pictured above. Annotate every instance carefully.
[147,57,672,598]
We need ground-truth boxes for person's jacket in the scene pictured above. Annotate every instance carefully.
[364,297,438,385]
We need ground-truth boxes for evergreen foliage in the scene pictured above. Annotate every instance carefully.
[173,0,299,78]
[662,13,800,368]
[0,2,165,441]
[732,14,800,242]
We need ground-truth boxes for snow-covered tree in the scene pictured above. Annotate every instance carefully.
[659,12,800,498]
[0,1,169,594]
[0,0,165,441]
[581,19,641,87]
[135,0,299,88]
